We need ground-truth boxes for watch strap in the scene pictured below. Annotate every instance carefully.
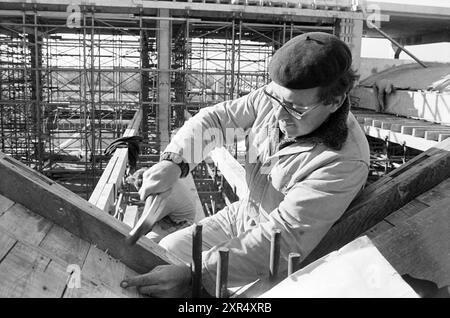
[160,152,190,178]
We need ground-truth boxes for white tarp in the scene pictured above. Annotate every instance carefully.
[260,235,419,298]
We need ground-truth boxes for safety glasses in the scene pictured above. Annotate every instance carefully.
[263,88,323,120]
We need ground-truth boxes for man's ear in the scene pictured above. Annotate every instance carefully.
[329,94,346,113]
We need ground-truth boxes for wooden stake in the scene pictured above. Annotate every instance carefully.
[192,224,203,298]
[288,252,301,276]
[269,229,281,283]
[215,247,229,298]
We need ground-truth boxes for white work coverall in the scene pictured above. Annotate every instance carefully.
[160,85,370,294]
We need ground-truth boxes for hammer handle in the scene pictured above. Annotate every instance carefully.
[125,194,162,245]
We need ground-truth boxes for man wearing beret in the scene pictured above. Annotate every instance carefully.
[121,32,370,297]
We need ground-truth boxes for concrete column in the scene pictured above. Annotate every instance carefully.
[337,18,363,75]
[157,9,171,152]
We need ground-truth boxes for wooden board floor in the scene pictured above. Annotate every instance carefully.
[0,194,143,298]
[363,177,450,289]
[363,176,450,239]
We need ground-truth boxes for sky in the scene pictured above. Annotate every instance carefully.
[361,39,450,63]
[370,0,450,6]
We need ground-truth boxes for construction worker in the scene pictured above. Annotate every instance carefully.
[372,78,396,112]
[121,32,370,297]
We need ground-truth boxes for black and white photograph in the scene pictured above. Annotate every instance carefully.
[0,0,449,303]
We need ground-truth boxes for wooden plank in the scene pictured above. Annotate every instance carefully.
[425,131,450,141]
[412,127,450,138]
[106,148,128,199]
[0,226,139,298]
[0,231,16,261]
[361,125,436,151]
[123,109,142,137]
[0,151,184,274]
[356,115,431,132]
[415,177,450,206]
[81,245,142,297]
[302,137,450,267]
[63,276,132,298]
[89,109,141,209]
[38,225,90,266]
[0,194,14,216]
[402,125,440,135]
[209,147,248,199]
[0,242,69,297]
[373,199,450,288]
[89,156,118,206]
[438,134,450,142]
[390,122,433,133]
[122,205,138,228]
[372,118,409,130]
[363,220,394,239]
[95,183,115,214]
[384,199,429,226]
[0,203,53,246]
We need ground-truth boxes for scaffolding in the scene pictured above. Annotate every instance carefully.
[0,1,358,200]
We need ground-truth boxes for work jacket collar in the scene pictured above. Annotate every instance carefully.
[268,142,316,159]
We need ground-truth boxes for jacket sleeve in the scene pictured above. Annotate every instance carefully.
[163,90,261,168]
[200,159,369,294]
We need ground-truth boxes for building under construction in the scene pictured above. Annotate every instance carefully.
[0,0,449,298]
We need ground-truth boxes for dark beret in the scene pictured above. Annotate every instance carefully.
[268,32,352,89]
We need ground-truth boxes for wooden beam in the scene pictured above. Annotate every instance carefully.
[0,151,183,274]
[89,109,142,211]
[301,137,450,267]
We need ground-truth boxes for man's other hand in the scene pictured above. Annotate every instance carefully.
[121,264,192,298]
[139,160,182,201]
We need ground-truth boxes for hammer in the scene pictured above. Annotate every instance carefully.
[125,191,170,245]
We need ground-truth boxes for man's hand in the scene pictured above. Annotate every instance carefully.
[121,264,192,298]
[139,160,182,201]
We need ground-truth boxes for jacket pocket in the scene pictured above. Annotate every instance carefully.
[268,162,291,194]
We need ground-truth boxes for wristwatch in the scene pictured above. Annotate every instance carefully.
[160,152,190,178]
